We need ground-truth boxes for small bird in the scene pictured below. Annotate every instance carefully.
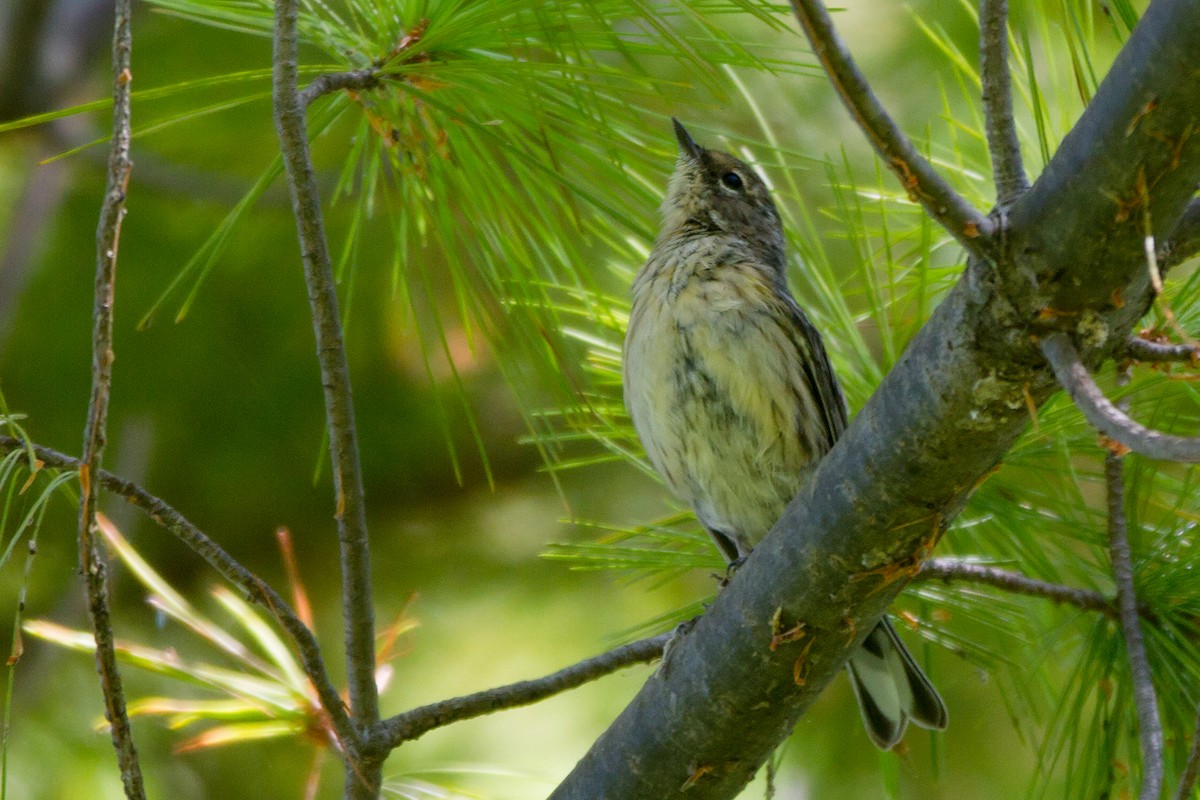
[622,118,948,749]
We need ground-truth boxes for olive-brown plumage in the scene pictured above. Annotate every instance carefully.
[622,119,947,749]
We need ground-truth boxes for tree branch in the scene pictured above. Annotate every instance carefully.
[552,2,1200,796]
[299,68,380,108]
[0,436,358,753]
[78,0,144,795]
[788,0,995,255]
[1123,335,1200,364]
[917,559,1116,616]
[1105,367,1164,800]
[376,634,670,749]
[1160,197,1200,273]
[1042,332,1200,462]
[272,0,380,784]
[979,0,1028,205]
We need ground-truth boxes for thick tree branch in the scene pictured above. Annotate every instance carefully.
[917,559,1116,616]
[1042,332,1200,462]
[0,436,357,752]
[788,0,995,255]
[553,3,1200,797]
[272,0,380,784]
[78,1,144,795]
[979,0,1028,205]
[375,634,670,749]
[1105,368,1164,800]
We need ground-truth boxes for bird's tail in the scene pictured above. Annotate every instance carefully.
[845,618,948,749]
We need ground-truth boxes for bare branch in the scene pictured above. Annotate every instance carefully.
[272,0,380,752]
[788,0,995,256]
[1160,197,1200,273]
[1041,332,1200,462]
[1176,701,1200,800]
[78,0,143,794]
[0,436,358,754]
[377,634,669,749]
[917,559,1116,616]
[1106,366,1163,800]
[299,68,379,108]
[979,0,1028,205]
[1123,336,1200,364]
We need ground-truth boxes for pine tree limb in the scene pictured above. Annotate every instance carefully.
[979,0,1028,205]
[1042,332,1200,462]
[788,0,995,256]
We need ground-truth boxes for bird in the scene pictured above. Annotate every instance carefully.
[621,118,948,749]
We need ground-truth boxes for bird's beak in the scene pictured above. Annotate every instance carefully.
[672,118,703,161]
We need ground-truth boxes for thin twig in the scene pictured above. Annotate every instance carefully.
[377,633,669,749]
[1106,366,1163,800]
[1175,700,1200,800]
[1041,332,1200,462]
[917,558,1117,616]
[1160,197,1200,274]
[78,0,144,795]
[788,0,995,256]
[1123,336,1200,365]
[272,0,379,740]
[299,68,380,108]
[979,0,1028,205]
[0,436,358,752]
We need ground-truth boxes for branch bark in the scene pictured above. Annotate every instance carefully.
[78,0,144,795]
[1160,197,1200,273]
[979,0,1028,205]
[271,1,380,793]
[552,2,1200,796]
[1123,336,1200,364]
[788,0,995,255]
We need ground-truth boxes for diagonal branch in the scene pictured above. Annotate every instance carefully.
[78,0,143,795]
[0,436,357,752]
[1041,332,1200,462]
[272,0,380,759]
[376,634,670,749]
[1105,367,1163,800]
[788,0,995,255]
[299,68,380,108]
[979,0,1029,205]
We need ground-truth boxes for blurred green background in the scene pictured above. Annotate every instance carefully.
[0,1,1167,798]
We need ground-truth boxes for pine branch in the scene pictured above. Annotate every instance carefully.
[1123,336,1200,364]
[917,559,1116,616]
[979,0,1028,205]
[787,0,995,256]
[1042,332,1200,462]
[0,435,358,753]
[78,1,143,795]
[1105,367,1163,800]
[272,0,380,789]
[376,634,670,749]
[299,68,379,108]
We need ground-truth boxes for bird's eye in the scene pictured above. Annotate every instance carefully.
[720,172,744,191]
